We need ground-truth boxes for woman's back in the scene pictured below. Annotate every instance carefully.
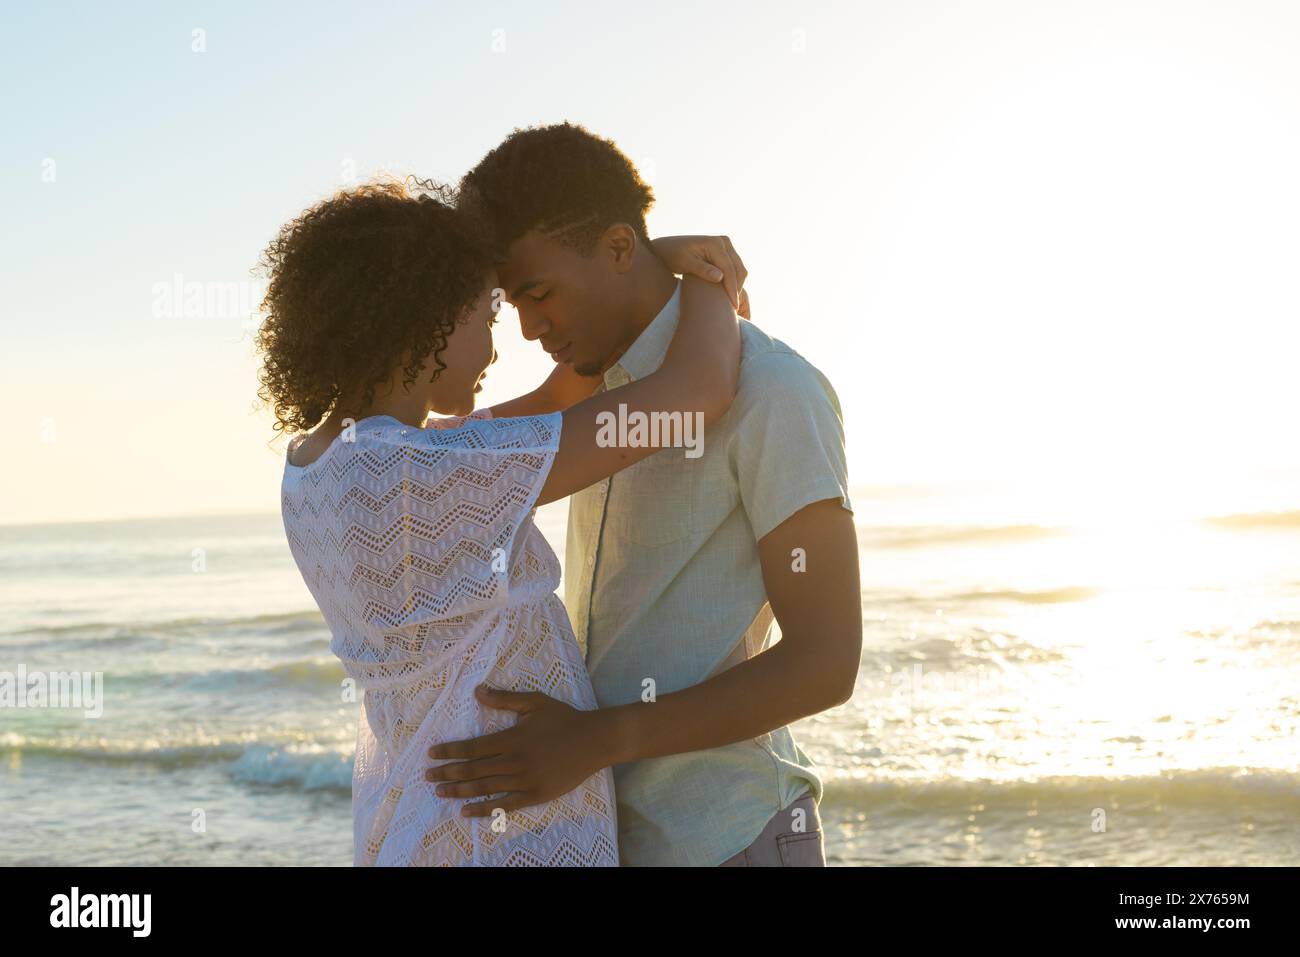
[281,411,617,866]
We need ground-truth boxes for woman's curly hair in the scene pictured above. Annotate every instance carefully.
[255,178,493,434]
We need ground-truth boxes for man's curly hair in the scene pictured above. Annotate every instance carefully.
[255,178,493,434]
[459,122,655,254]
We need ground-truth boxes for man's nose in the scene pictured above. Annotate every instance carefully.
[518,309,549,343]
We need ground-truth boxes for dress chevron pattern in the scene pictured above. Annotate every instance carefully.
[281,410,618,866]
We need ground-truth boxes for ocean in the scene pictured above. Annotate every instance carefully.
[2,481,1298,866]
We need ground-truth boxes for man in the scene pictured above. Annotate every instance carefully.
[426,122,861,866]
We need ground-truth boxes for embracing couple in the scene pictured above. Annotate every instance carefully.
[262,123,862,867]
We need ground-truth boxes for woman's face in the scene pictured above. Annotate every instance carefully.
[427,272,500,416]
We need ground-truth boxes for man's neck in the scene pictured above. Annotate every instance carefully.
[604,255,679,373]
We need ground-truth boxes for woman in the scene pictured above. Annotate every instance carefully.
[258,179,743,866]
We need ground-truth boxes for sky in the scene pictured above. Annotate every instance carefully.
[4,0,1300,525]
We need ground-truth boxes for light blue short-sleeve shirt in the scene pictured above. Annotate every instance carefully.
[564,281,853,866]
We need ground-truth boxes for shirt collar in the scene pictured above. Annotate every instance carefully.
[605,279,681,387]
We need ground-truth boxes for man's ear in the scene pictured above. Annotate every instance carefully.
[600,223,638,273]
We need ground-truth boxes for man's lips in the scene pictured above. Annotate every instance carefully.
[545,341,573,363]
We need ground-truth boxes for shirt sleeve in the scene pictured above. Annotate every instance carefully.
[732,351,853,541]
[352,412,561,629]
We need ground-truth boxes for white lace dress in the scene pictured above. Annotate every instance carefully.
[281,410,618,866]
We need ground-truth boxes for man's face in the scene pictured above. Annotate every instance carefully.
[498,229,633,377]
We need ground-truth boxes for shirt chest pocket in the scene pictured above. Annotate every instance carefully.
[606,450,697,547]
